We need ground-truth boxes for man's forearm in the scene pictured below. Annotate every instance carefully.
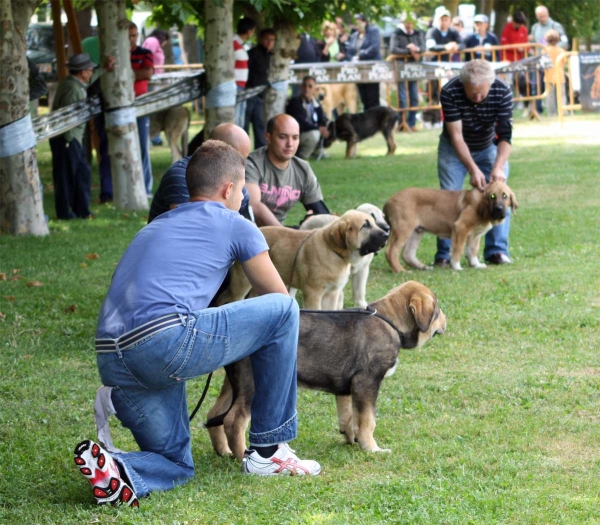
[253,202,281,227]
[449,134,478,175]
[493,141,511,172]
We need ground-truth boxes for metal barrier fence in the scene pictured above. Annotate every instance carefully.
[387,43,550,128]
[555,51,582,125]
[31,44,558,144]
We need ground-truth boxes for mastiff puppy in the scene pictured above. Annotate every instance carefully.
[298,204,390,308]
[216,210,389,310]
[384,181,518,272]
[323,106,400,158]
[206,281,447,458]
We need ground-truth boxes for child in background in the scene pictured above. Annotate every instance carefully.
[544,29,565,116]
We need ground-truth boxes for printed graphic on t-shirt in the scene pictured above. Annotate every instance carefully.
[260,183,302,209]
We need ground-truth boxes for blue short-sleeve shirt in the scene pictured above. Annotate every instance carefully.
[96,201,268,339]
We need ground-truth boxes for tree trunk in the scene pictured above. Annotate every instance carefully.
[95,0,147,211]
[264,19,296,122]
[0,0,48,236]
[75,6,93,40]
[443,0,460,17]
[204,0,234,136]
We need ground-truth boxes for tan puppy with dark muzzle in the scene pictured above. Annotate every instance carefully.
[216,210,389,310]
[384,181,518,272]
[206,281,447,458]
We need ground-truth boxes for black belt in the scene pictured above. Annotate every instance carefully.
[95,313,187,353]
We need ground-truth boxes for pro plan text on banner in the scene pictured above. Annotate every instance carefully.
[579,52,600,112]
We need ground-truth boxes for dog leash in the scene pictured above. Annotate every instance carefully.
[189,372,213,422]
[300,306,405,343]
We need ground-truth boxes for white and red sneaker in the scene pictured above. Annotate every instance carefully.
[74,440,139,507]
[241,443,321,476]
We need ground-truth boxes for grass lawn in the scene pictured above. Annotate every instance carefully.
[1,114,599,524]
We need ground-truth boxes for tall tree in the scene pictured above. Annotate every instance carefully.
[204,0,235,135]
[95,0,148,210]
[0,0,48,236]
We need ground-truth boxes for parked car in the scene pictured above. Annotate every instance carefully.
[27,23,59,82]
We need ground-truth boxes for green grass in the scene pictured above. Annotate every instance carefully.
[1,114,600,524]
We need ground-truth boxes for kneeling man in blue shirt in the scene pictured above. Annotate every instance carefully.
[74,140,321,508]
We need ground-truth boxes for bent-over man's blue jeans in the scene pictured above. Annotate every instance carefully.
[435,134,511,261]
[96,294,299,497]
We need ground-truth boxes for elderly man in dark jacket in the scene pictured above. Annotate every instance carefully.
[389,13,425,130]
[346,13,382,110]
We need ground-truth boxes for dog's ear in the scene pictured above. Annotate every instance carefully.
[329,219,348,250]
[409,294,437,332]
[509,189,518,214]
[476,190,491,221]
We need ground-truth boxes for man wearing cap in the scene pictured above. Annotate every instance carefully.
[464,15,500,62]
[388,13,426,131]
[50,53,115,220]
[425,10,463,62]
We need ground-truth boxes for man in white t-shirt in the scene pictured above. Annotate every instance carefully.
[245,114,330,226]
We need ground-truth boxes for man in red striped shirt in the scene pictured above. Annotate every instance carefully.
[129,22,155,197]
[233,17,256,128]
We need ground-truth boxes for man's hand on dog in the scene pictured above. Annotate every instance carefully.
[489,167,507,184]
[469,169,487,192]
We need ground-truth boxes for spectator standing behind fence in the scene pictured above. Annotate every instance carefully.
[528,6,568,115]
[143,29,169,147]
[543,29,566,116]
[425,9,463,62]
[233,17,256,129]
[346,13,382,111]
[319,21,347,62]
[434,59,514,267]
[389,13,425,131]
[500,12,528,62]
[452,17,467,40]
[50,53,115,220]
[286,75,330,160]
[464,14,500,62]
[245,28,276,150]
[129,22,154,198]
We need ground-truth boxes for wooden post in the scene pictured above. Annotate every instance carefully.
[50,0,67,80]
[63,0,83,55]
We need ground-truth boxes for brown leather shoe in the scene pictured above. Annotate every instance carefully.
[434,258,450,268]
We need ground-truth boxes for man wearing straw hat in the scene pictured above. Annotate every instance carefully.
[50,53,115,220]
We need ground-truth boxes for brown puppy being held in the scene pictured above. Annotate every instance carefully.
[206,281,447,459]
[216,210,389,310]
[384,181,518,272]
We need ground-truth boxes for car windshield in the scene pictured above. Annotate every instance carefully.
[27,27,54,50]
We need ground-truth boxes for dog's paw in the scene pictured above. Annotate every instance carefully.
[472,262,487,269]
[450,262,463,271]
[423,265,434,271]
[355,300,368,309]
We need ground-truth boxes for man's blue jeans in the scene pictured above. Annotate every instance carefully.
[137,116,153,195]
[398,80,419,128]
[435,135,511,261]
[245,95,266,149]
[97,294,299,497]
